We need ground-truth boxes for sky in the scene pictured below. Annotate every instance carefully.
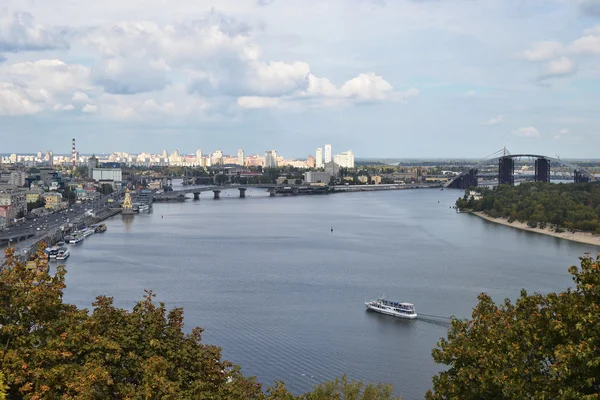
[0,0,599,158]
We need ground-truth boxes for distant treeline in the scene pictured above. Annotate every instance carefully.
[456,182,600,232]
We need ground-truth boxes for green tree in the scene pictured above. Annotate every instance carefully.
[427,253,600,400]
[0,371,7,400]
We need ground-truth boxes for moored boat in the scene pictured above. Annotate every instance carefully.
[82,228,95,237]
[45,245,60,259]
[56,248,70,260]
[95,224,107,233]
[69,234,84,245]
[365,298,417,319]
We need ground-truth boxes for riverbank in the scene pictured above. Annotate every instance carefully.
[472,211,600,246]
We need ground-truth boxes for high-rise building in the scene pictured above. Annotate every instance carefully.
[87,155,99,177]
[307,155,315,168]
[169,150,181,165]
[9,170,26,187]
[265,150,278,168]
[212,150,224,166]
[45,150,54,166]
[316,148,323,169]
[333,150,355,168]
[324,144,332,164]
[196,149,203,165]
[237,149,245,166]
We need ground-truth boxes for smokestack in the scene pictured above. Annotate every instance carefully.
[72,138,76,167]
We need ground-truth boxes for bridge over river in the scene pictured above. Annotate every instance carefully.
[445,148,597,189]
[154,183,440,201]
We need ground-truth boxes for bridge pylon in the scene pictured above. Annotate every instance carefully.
[498,157,514,186]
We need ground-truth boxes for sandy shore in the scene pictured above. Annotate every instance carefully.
[471,212,600,246]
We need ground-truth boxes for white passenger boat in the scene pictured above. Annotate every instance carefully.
[138,204,150,212]
[45,245,60,259]
[69,234,84,244]
[365,298,417,319]
[56,248,70,260]
[82,228,95,237]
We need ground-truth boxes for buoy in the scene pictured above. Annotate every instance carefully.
[331,227,334,232]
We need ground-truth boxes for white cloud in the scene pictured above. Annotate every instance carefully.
[464,90,475,97]
[0,59,92,114]
[0,82,42,115]
[553,128,570,140]
[72,91,90,103]
[0,11,68,52]
[53,103,74,111]
[514,126,540,138]
[339,73,394,101]
[82,104,98,113]
[483,115,505,126]
[544,57,575,77]
[237,96,283,109]
[521,41,564,61]
[237,72,415,109]
[570,34,600,55]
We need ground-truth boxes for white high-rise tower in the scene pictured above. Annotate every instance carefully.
[316,148,323,168]
[237,149,245,166]
[324,144,332,164]
[196,149,203,166]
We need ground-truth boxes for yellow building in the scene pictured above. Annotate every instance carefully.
[371,175,382,185]
[42,193,63,209]
[358,176,369,184]
[26,189,44,203]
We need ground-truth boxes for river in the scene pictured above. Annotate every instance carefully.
[58,187,598,399]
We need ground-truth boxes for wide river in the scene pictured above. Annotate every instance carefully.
[59,186,597,399]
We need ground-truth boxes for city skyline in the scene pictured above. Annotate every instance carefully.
[1,2,600,157]
[1,143,356,169]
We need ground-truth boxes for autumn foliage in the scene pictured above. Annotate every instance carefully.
[0,244,399,400]
[427,253,600,399]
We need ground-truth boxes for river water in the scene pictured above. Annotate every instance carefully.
[58,187,597,399]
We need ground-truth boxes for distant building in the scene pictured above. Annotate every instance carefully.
[358,175,369,184]
[196,149,203,166]
[316,148,323,169]
[9,170,27,187]
[169,150,181,165]
[0,187,27,222]
[371,175,382,185]
[468,190,483,201]
[307,155,315,168]
[92,168,122,184]
[42,192,63,209]
[333,150,355,168]
[26,189,44,204]
[324,144,332,164]
[40,168,59,186]
[87,155,99,178]
[265,150,278,168]
[212,150,224,166]
[304,171,332,184]
[237,149,245,166]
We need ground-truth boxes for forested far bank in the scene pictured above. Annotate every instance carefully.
[456,182,600,232]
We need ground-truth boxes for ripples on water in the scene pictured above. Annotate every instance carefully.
[59,187,597,399]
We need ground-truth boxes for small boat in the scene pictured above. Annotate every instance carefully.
[95,224,107,233]
[365,298,417,319]
[69,234,84,245]
[82,228,95,237]
[56,248,70,260]
[138,204,150,212]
